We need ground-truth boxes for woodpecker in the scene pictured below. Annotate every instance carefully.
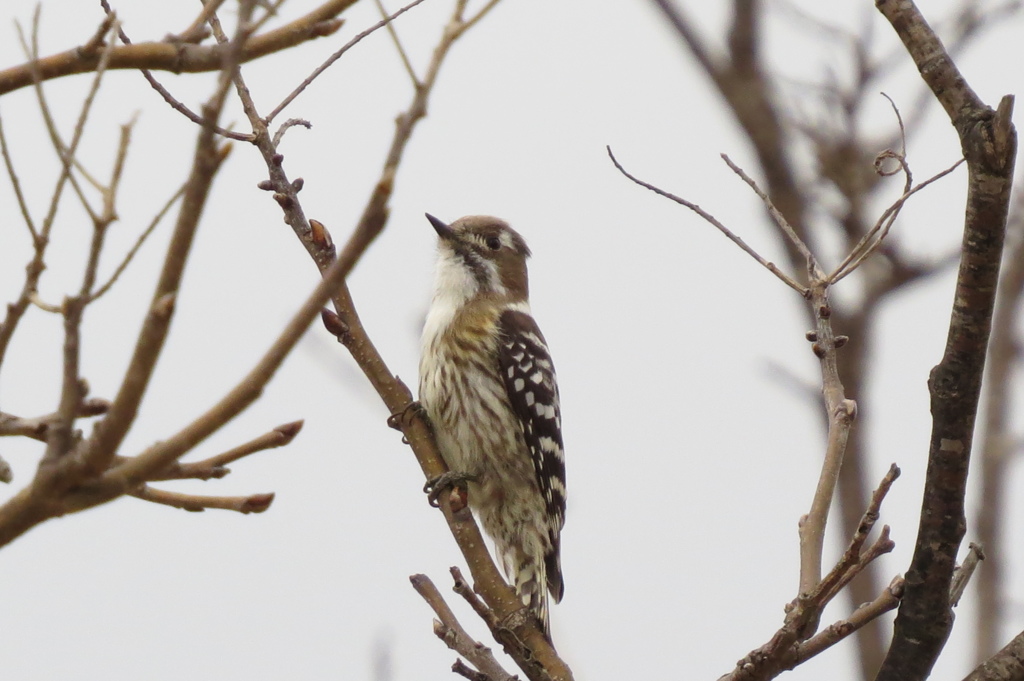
[419,213,566,635]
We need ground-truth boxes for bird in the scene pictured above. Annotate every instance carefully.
[418,213,566,636]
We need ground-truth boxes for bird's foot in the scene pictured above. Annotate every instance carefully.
[423,471,476,508]
[387,401,428,443]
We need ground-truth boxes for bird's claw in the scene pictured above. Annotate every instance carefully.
[423,471,475,508]
[388,401,428,443]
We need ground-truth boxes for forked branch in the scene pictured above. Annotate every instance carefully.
[609,140,937,681]
[411,573,518,681]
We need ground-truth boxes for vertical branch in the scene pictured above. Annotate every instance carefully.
[799,283,858,595]
[874,1,1017,679]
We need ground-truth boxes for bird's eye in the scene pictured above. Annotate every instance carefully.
[486,236,501,251]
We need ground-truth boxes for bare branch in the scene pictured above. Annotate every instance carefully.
[720,467,900,681]
[873,0,1017,678]
[0,8,115,369]
[77,117,136,305]
[721,153,817,270]
[459,0,503,34]
[271,118,312,148]
[796,284,857,597]
[145,421,303,481]
[97,0,251,142]
[374,0,420,86]
[813,464,901,605]
[265,0,430,124]
[0,109,37,239]
[0,399,111,442]
[0,6,249,548]
[950,542,985,607]
[607,146,807,294]
[89,181,189,303]
[411,573,518,681]
[829,158,964,284]
[16,11,110,227]
[786,576,904,669]
[130,485,274,513]
[0,0,353,96]
[171,0,229,44]
[648,0,718,75]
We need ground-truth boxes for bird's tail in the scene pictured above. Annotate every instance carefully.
[491,524,563,637]
[504,547,563,638]
[513,554,551,636]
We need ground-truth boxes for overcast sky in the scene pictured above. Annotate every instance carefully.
[1,1,1023,680]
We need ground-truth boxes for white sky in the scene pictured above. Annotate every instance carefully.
[1,1,1022,680]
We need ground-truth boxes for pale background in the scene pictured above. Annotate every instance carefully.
[0,1,1021,680]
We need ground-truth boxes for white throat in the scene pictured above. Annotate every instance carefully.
[422,249,480,342]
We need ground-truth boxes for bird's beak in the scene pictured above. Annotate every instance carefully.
[425,213,456,241]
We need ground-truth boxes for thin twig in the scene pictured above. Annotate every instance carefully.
[28,293,62,313]
[248,0,289,36]
[78,117,135,301]
[829,158,964,283]
[97,0,251,142]
[16,13,109,227]
[0,109,37,239]
[607,146,807,294]
[89,181,188,302]
[721,153,817,271]
[16,12,122,470]
[880,92,909,179]
[145,420,303,481]
[374,0,420,86]
[130,485,274,513]
[265,0,430,124]
[172,0,230,43]
[101,117,135,224]
[272,118,312,148]
[15,14,75,229]
[459,0,503,34]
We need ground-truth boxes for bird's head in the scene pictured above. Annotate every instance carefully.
[426,213,532,302]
